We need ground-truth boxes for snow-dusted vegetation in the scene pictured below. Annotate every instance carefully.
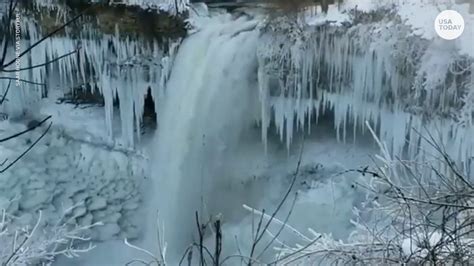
[266,125,474,264]
[0,0,472,265]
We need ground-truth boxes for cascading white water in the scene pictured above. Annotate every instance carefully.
[151,13,262,257]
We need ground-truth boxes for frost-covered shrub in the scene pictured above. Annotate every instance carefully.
[269,124,474,265]
[0,205,102,265]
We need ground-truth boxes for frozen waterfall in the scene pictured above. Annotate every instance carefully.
[151,13,261,257]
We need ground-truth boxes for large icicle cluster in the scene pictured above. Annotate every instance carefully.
[0,5,179,146]
[75,27,178,146]
[257,13,474,168]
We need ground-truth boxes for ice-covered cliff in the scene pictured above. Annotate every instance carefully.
[259,7,473,168]
[11,0,472,163]
[0,0,185,146]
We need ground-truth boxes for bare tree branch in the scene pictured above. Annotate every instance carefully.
[0,79,10,104]
[0,120,52,173]
[0,115,51,143]
[1,10,84,70]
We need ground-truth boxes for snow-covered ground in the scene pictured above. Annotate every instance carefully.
[0,117,146,239]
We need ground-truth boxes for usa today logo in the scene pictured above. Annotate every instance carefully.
[435,10,465,40]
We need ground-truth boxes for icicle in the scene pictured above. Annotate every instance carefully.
[256,17,473,165]
[257,60,271,153]
[8,8,176,147]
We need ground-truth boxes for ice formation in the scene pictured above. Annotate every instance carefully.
[1,1,472,167]
[0,6,179,146]
[0,121,145,241]
[2,2,473,166]
[257,15,474,170]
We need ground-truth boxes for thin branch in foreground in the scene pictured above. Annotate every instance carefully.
[0,0,18,67]
[3,210,43,265]
[0,115,51,143]
[256,192,298,260]
[1,49,79,72]
[0,79,10,104]
[1,10,84,70]
[0,77,45,86]
[248,139,304,263]
[0,121,51,173]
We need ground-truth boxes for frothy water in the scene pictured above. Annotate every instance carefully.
[151,13,262,257]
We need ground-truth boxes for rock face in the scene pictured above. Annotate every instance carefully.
[84,4,186,39]
[0,126,146,241]
[30,0,187,39]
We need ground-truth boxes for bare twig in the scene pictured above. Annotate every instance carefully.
[0,120,52,173]
[248,139,304,263]
[0,115,51,143]
[0,79,10,104]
